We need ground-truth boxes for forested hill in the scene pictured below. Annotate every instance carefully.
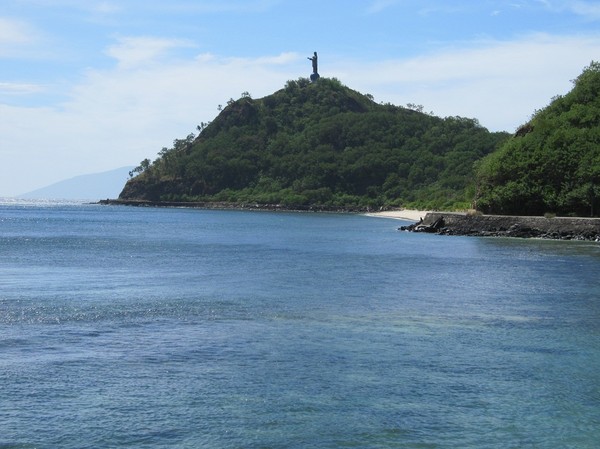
[475,62,600,217]
[119,77,509,210]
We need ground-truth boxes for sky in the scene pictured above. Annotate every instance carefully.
[1,0,600,197]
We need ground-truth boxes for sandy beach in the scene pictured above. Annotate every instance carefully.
[365,209,432,222]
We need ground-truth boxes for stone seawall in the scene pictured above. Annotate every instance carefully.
[404,212,600,241]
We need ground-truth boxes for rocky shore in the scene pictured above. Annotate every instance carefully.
[400,212,600,241]
[98,199,376,213]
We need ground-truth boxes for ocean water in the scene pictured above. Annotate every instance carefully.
[1,201,599,448]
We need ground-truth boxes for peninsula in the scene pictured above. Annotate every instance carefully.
[118,77,508,212]
[105,63,600,240]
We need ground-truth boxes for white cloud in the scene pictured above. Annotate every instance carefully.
[568,0,600,19]
[105,36,195,69]
[92,1,121,14]
[255,52,299,65]
[140,0,279,14]
[225,52,299,66]
[0,17,31,44]
[334,33,600,132]
[534,0,600,19]
[367,0,399,14]
[0,17,38,56]
[0,82,44,95]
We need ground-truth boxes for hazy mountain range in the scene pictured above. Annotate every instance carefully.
[19,166,134,201]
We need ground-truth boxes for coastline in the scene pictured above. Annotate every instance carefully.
[99,198,392,214]
[364,209,432,222]
[100,199,431,219]
[401,212,600,241]
[98,199,599,240]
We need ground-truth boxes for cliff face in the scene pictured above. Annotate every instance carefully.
[404,212,600,240]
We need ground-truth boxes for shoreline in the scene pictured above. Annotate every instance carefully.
[99,199,430,220]
[364,210,432,222]
[402,212,600,241]
[98,200,599,240]
[98,198,399,214]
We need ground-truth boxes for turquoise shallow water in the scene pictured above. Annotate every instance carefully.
[1,202,600,448]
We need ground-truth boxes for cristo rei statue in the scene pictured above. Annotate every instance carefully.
[308,52,320,81]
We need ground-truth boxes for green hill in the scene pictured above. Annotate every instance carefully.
[120,77,509,210]
[475,62,600,217]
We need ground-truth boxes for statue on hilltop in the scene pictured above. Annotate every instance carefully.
[308,51,320,82]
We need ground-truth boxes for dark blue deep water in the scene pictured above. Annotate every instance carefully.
[1,201,600,448]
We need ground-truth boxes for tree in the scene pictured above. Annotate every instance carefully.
[129,158,151,178]
[475,61,600,216]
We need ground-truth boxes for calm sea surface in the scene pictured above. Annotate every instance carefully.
[1,201,599,448]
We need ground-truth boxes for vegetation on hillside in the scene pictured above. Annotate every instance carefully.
[121,77,509,210]
[475,62,600,217]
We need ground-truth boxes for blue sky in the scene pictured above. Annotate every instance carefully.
[1,0,600,196]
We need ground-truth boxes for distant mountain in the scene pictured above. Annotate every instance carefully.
[20,166,135,201]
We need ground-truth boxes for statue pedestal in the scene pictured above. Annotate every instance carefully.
[310,73,320,82]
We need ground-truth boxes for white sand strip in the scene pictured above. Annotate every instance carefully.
[365,210,432,222]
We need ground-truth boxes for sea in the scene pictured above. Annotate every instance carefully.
[1,200,599,449]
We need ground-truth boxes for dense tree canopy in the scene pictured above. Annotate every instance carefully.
[475,62,600,216]
[120,77,508,210]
